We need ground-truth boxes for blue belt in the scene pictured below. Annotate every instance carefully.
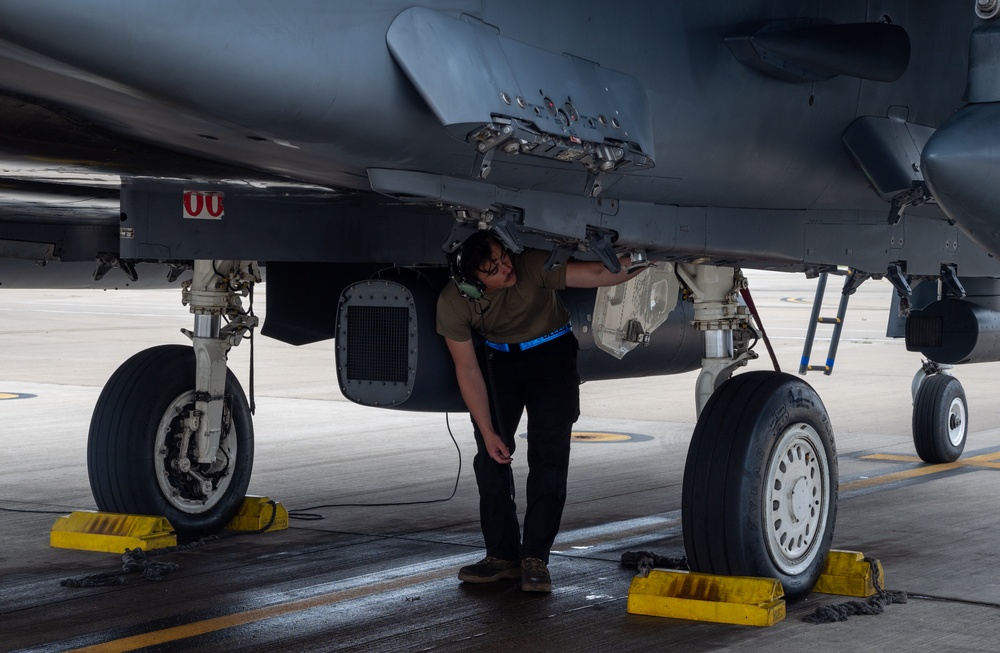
[485,323,572,352]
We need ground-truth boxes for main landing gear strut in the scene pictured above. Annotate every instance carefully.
[677,264,838,601]
[87,260,260,535]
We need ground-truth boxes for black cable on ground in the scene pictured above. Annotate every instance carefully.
[287,413,463,519]
[905,593,1000,610]
[0,505,72,515]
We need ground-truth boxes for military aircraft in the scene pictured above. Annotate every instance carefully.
[1,0,997,601]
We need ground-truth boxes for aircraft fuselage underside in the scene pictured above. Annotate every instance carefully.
[1,0,999,606]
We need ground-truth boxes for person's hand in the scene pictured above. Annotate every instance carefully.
[483,431,512,464]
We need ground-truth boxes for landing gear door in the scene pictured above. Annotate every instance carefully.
[592,263,679,359]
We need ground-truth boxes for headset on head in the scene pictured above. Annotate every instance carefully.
[450,231,514,301]
[449,246,487,300]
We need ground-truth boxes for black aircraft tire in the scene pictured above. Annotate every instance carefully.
[682,371,838,602]
[912,374,967,464]
[88,344,254,536]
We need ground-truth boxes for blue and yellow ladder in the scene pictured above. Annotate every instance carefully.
[799,272,852,375]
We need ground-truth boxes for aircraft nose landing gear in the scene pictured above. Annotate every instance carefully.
[87,260,258,536]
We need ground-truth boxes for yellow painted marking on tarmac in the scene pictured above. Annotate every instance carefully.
[66,567,453,653]
[571,431,633,443]
[862,451,1000,466]
[843,451,1000,492]
[839,465,955,491]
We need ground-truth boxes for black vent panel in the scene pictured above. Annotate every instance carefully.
[336,279,418,408]
[906,314,943,349]
[346,306,409,382]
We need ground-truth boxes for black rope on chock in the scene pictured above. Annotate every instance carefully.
[620,550,689,577]
[61,548,178,588]
[60,536,217,588]
[121,548,181,580]
[803,557,908,624]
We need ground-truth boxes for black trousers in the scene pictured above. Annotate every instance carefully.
[473,333,580,563]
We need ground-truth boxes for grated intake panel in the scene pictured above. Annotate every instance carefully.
[345,304,410,383]
[336,280,417,407]
[335,276,465,412]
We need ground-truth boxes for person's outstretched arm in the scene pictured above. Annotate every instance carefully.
[565,256,646,288]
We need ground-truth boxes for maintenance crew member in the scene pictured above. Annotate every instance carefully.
[436,231,646,592]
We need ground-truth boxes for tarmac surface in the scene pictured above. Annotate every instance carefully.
[2,271,999,652]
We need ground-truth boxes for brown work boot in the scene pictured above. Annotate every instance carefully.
[458,556,521,583]
[520,557,552,593]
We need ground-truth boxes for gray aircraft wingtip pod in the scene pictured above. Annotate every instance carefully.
[0,0,997,601]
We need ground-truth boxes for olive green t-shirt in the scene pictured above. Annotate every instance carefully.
[436,248,570,344]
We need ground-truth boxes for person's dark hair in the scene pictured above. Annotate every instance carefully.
[458,231,500,281]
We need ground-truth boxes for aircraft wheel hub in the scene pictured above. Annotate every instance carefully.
[765,422,830,575]
[154,390,236,514]
[947,397,966,447]
[789,476,812,523]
